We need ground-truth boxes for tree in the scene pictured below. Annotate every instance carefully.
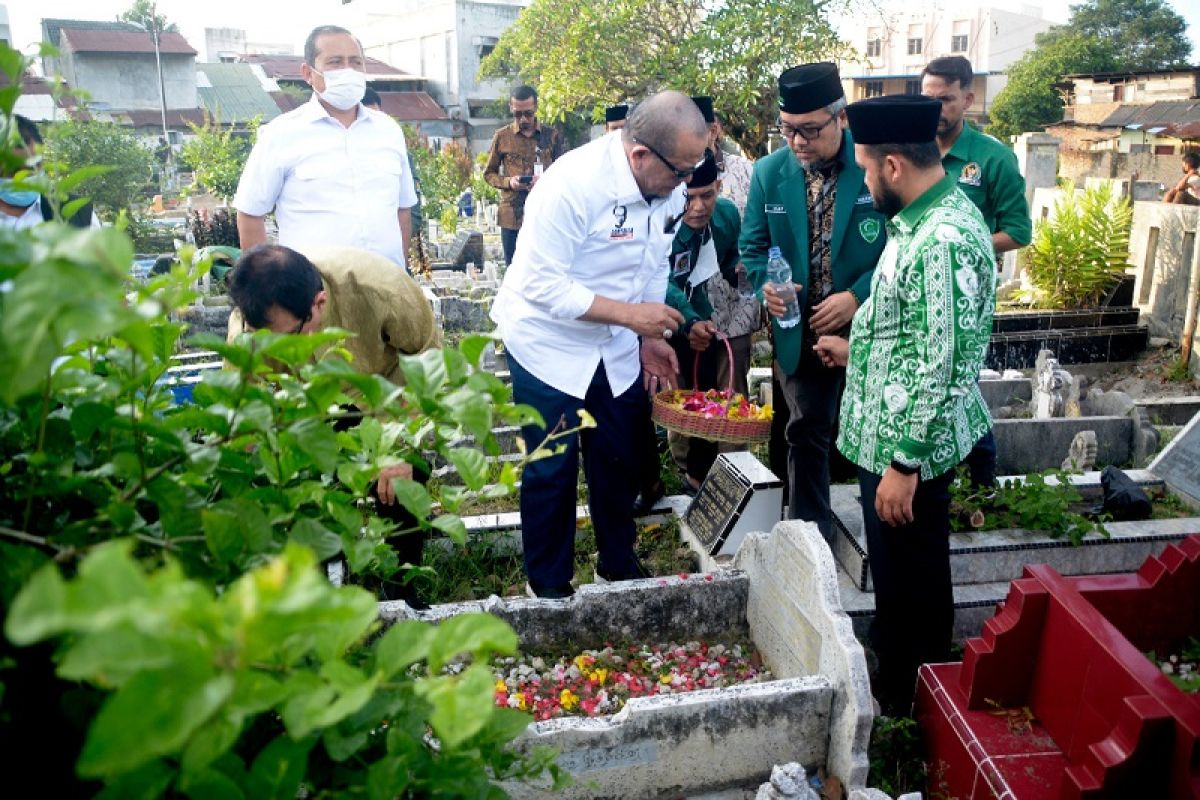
[180,116,260,202]
[480,0,853,157]
[41,119,157,220]
[1059,0,1191,71]
[118,0,178,33]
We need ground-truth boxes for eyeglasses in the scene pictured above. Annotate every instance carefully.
[289,314,310,335]
[775,114,837,142]
[633,137,706,180]
[511,109,536,119]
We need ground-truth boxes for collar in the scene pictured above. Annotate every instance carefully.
[608,132,649,207]
[944,121,976,162]
[509,118,542,137]
[300,93,366,125]
[890,172,958,235]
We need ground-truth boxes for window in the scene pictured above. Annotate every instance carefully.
[951,34,968,52]
[864,80,884,98]
[904,79,920,95]
[907,37,922,55]
[1113,85,1125,101]
[866,38,882,58]
[1154,144,1175,155]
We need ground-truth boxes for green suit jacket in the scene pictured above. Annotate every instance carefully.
[740,130,886,375]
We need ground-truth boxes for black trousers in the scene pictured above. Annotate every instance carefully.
[778,347,845,538]
[859,467,956,716]
[501,227,520,265]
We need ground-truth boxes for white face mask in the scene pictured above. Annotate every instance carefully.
[314,67,367,111]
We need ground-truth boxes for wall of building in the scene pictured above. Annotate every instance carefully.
[66,52,197,111]
[1071,72,1199,107]
[1058,148,1190,189]
[1129,201,1200,377]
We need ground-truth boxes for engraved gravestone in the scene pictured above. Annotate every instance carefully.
[444,229,484,270]
[684,451,784,556]
[1148,410,1200,505]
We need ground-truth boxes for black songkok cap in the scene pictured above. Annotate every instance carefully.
[845,95,940,145]
[688,149,720,189]
[777,62,843,114]
[604,104,629,123]
[691,95,715,123]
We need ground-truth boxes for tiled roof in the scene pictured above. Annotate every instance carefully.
[41,18,140,47]
[196,63,282,124]
[60,28,197,56]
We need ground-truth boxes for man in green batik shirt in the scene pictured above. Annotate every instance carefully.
[816,95,995,716]
[922,55,1031,489]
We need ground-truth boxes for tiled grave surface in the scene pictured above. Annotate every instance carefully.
[378,522,873,798]
[986,324,1148,371]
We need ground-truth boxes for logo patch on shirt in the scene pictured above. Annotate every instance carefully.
[858,218,881,244]
[764,203,786,214]
[959,162,982,187]
[672,251,692,277]
[855,193,873,205]
[609,226,635,241]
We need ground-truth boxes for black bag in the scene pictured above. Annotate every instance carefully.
[1094,465,1152,521]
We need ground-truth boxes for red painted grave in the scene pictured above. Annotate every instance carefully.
[915,535,1200,798]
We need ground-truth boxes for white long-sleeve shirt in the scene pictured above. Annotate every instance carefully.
[490,132,686,399]
[234,95,417,268]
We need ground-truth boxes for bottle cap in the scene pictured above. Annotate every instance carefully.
[768,246,781,258]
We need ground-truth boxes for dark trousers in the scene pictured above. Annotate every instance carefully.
[668,334,721,481]
[963,429,997,489]
[859,467,956,716]
[778,348,845,538]
[509,354,648,589]
[501,227,520,265]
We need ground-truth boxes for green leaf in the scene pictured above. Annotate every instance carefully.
[177,766,247,800]
[245,735,315,800]
[367,756,411,800]
[58,624,177,684]
[285,417,340,474]
[427,613,518,672]
[95,759,176,800]
[373,621,436,678]
[444,388,493,442]
[431,515,468,546]
[390,478,431,521]
[446,447,488,491]
[77,666,235,778]
[203,500,274,566]
[458,335,494,368]
[4,563,68,645]
[400,349,448,398]
[280,661,379,737]
[70,401,118,439]
[181,712,244,774]
[289,518,343,561]
[414,664,495,749]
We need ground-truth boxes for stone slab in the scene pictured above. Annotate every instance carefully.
[830,471,1200,592]
[1149,409,1200,505]
[993,416,1132,474]
[979,377,1032,410]
[1137,396,1200,425]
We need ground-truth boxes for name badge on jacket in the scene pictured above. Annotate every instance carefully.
[764,203,786,214]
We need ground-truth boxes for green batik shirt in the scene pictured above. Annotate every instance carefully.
[942,123,1032,247]
[837,175,996,480]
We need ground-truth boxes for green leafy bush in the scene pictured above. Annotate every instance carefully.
[1020,181,1131,309]
[0,43,569,798]
[948,468,1107,545]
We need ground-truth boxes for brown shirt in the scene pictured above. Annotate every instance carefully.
[483,121,565,230]
[227,246,441,385]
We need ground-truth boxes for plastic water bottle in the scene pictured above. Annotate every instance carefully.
[766,247,800,329]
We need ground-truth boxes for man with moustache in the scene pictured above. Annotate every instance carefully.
[922,55,1030,489]
[740,62,886,537]
[817,95,996,715]
[483,85,565,265]
[491,91,708,598]
[234,25,417,269]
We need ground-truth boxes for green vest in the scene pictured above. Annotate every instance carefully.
[665,197,741,324]
[739,130,886,375]
[941,123,1032,247]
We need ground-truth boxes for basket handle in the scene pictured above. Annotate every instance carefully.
[691,329,734,395]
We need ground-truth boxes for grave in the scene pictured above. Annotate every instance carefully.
[442,229,486,270]
[378,521,874,798]
[684,452,784,559]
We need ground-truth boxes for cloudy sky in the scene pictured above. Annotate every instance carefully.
[6,0,1199,66]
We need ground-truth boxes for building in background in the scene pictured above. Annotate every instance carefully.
[204,28,293,64]
[839,3,1053,126]
[339,0,530,151]
[0,4,11,49]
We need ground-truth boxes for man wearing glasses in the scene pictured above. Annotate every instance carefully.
[741,62,887,538]
[483,85,566,266]
[491,91,708,599]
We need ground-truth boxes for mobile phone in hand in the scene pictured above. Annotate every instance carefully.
[518,175,533,185]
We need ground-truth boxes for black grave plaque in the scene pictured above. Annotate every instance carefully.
[684,458,755,554]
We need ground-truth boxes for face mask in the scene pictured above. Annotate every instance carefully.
[314,67,367,111]
[0,179,38,208]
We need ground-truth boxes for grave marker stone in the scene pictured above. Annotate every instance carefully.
[685,451,783,556]
[1148,410,1200,505]
[444,229,484,270]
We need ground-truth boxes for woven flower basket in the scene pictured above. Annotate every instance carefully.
[651,333,771,445]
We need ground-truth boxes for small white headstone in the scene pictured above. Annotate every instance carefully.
[1148,410,1200,505]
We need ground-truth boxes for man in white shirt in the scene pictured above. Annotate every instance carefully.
[491,90,709,598]
[234,26,417,269]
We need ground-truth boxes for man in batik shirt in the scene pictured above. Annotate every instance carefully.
[818,94,995,716]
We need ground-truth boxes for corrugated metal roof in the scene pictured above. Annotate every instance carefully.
[41,18,140,47]
[61,28,198,56]
[196,63,282,123]
[1099,100,1200,128]
[377,91,448,121]
[241,54,412,82]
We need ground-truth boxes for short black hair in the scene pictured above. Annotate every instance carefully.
[1184,151,1200,170]
[15,114,42,147]
[228,245,323,329]
[304,25,357,66]
[363,87,382,108]
[862,141,943,170]
[510,85,537,103]
[922,56,974,92]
